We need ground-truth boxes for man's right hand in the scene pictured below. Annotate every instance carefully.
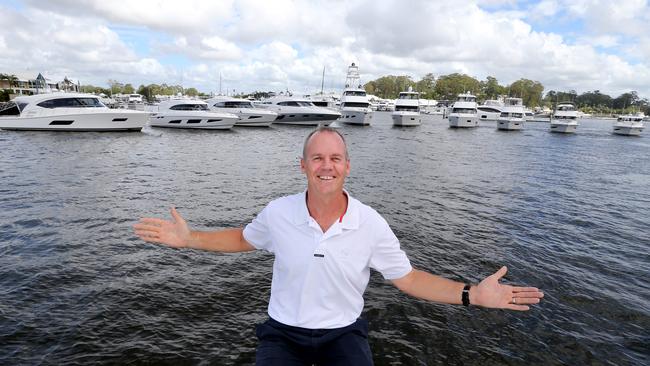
[133,207,192,248]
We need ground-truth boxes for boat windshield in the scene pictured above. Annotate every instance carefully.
[278,101,315,107]
[37,97,106,108]
[344,91,366,97]
[452,108,477,114]
[214,101,253,108]
[342,102,369,108]
[170,104,209,111]
[399,94,418,100]
[395,105,419,111]
[500,112,523,118]
[0,101,21,116]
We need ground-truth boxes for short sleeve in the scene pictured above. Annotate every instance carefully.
[243,204,274,252]
[369,218,412,280]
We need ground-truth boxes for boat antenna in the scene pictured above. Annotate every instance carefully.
[219,72,222,95]
[320,66,325,95]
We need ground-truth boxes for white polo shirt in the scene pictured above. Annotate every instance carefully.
[243,191,412,329]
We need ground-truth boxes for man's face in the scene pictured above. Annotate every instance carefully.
[300,131,350,197]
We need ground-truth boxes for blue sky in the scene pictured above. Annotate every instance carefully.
[1,0,650,98]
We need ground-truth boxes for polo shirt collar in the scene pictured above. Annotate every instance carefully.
[294,189,359,230]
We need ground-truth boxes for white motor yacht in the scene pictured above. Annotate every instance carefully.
[392,90,421,126]
[496,97,525,131]
[477,99,503,121]
[612,113,645,136]
[149,99,237,129]
[449,93,479,128]
[339,63,372,125]
[307,93,340,111]
[0,92,148,131]
[550,102,579,133]
[257,96,340,126]
[206,96,276,127]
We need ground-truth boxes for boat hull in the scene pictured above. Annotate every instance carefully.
[613,126,644,136]
[497,118,524,131]
[234,111,276,127]
[449,114,478,128]
[273,113,339,126]
[339,109,372,125]
[0,110,148,131]
[392,112,421,126]
[149,112,236,129]
[550,122,578,133]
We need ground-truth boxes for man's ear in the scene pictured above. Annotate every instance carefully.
[300,158,305,173]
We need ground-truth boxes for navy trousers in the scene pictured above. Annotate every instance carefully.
[255,318,373,366]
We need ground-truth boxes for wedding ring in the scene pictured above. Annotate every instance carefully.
[512,297,516,304]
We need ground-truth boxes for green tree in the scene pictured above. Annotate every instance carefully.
[415,73,436,99]
[433,73,481,101]
[185,87,199,97]
[508,78,544,107]
[480,76,506,101]
[123,83,135,94]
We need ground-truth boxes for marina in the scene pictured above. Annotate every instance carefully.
[0,112,648,365]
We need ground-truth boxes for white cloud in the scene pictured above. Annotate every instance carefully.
[3,0,650,97]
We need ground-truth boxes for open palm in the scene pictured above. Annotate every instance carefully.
[474,266,544,311]
[133,207,191,248]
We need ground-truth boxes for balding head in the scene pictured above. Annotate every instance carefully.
[302,127,349,161]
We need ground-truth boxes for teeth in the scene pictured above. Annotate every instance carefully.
[319,176,334,180]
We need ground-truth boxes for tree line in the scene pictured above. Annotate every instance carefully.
[363,73,650,115]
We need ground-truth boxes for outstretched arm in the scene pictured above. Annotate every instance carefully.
[391,266,543,311]
[133,207,255,253]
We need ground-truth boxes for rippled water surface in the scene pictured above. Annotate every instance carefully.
[1,114,648,365]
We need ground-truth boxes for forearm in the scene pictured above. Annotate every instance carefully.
[393,269,476,305]
[187,228,255,253]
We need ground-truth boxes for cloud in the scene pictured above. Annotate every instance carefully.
[3,0,650,98]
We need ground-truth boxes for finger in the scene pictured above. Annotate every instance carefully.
[135,231,160,242]
[139,218,167,226]
[133,223,160,232]
[170,206,184,223]
[505,304,530,311]
[513,291,544,299]
[492,266,508,280]
[510,297,541,305]
[512,286,541,293]
[134,228,160,236]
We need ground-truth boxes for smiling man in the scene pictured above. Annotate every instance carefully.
[134,126,544,365]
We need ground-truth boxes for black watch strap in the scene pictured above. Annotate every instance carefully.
[462,284,471,306]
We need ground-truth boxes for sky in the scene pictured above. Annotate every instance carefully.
[1,0,650,98]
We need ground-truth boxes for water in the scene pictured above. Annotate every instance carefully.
[1,113,648,365]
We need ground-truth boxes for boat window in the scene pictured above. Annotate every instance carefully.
[342,102,370,108]
[37,98,105,108]
[170,104,209,111]
[223,101,253,108]
[395,105,419,111]
[0,102,21,116]
[399,94,418,100]
[452,108,477,114]
[312,101,328,107]
[344,91,367,96]
[478,107,500,113]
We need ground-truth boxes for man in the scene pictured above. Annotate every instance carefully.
[134,126,544,365]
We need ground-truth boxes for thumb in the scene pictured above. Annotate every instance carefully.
[493,266,508,281]
[170,206,184,224]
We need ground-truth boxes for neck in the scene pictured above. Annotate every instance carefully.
[306,190,348,226]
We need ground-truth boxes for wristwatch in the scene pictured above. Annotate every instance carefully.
[462,284,471,306]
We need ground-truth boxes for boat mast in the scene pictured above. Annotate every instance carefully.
[320,66,325,95]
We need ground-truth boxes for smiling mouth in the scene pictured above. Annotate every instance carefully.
[318,175,335,180]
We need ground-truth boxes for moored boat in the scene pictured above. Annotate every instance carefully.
[0,92,148,131]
